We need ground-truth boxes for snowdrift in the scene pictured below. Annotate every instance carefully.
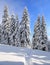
[0,44,50,65]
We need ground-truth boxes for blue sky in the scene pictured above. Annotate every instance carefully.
[0,0,50,40]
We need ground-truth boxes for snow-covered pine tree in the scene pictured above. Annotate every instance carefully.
[41,16,48,44]
[40,16,48,51]
[10,14,16,34]
[20,7,30,47]
[15,15,20,47]
[2,5,10,45]
[32,16,41,49]
[0,25,2,44]
[15,15,19,30]
[10,14,16,46]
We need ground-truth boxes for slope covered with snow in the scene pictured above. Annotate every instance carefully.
[0,44,50,65]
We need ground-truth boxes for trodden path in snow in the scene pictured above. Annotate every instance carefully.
[0,44,50,65]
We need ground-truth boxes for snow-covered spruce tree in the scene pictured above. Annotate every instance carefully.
[15,15,20,47]
[10,14,16,46]
[2,6,11,45]
[40,16,48,51]
[10,14,16,34]
[20,7,30,47]
[32,16,41,49]
[0,25,2,44]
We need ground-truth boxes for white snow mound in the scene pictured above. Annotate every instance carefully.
[0,44,50,65]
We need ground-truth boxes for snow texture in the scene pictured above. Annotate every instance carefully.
[0,44,50,65]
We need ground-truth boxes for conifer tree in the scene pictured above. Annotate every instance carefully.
[40,16,48,51]
[41,16,48,43]
[15,15,20,46]
[2,5,10,45]
[32,16,41,49]
[10,14,16,46]
[0,25,2,43]
[20,7,30,47]
[10,14,16,34]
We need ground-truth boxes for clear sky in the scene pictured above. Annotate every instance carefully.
[0,0,50,40]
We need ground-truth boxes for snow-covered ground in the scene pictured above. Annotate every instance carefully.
[0,44,50,65]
